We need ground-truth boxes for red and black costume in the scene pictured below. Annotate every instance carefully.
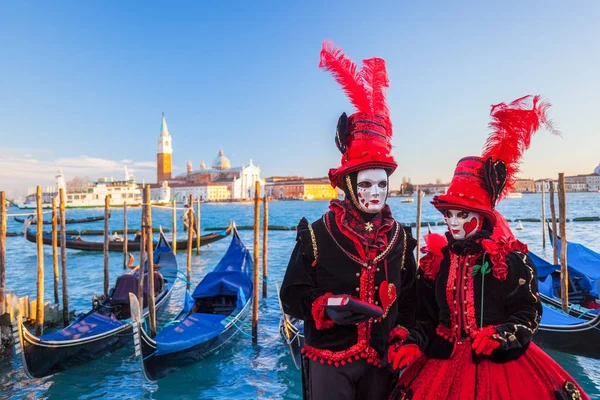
[392,96,589,400]
[280,41,417,400]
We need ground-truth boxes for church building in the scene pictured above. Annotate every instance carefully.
[153,114,263,202]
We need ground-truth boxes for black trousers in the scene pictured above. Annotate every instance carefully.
[307,358,396,400]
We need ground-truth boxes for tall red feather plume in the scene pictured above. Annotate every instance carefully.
[361,57,391,135]
[318,41,370,113]
[481,95,559,198]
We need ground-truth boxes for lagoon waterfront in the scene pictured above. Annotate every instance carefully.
[1,193,599,399]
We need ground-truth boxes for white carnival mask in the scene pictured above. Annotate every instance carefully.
[356,168,388,214]
[445,209,482,240]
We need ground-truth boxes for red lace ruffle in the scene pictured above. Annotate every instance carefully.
[481,236,528,281]
[419,233,447,280]
[311,293,335,330]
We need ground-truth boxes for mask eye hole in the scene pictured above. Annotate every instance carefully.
[378,181,387,188]
[357,182,372,189]
[457,211,469,219]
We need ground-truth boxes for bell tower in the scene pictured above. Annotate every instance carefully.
[157,112,172,183]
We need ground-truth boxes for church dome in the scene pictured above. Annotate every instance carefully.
[212,149,231,170]
[200,161,206,169]
[594,162,600,175]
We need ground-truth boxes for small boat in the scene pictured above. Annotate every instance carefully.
[506,192,523,199]
[275,282,304,370]
[515,220,524,230]
[534,303,600,359]
[401,198,414,203]
[10,231,179,378]
[14,213,108,225]
[530,251,599,320]
[24,220,233,252]
[130,224,253,382]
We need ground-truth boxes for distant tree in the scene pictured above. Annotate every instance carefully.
[67,176,91,192]
[405,182,415,195]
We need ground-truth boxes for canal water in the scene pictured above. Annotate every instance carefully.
[0,193,599,399]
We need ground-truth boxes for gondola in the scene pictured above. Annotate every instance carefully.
[275,282,304,370]
[10,231,179,378]
[24,219,233,252]
[14,214,108,225]
[530,251,599,320]
[534,303,600,359]
[548,225,600,298]
[130,224,253,382]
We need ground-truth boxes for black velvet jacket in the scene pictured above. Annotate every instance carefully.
[405,232,542,363]
[280,211,417,363]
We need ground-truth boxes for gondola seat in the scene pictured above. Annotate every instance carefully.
[112,275,139,306]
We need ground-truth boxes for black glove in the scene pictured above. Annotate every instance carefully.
[325,308,371,325]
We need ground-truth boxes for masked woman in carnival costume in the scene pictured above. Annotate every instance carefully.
[280,41,418,400]
[387,95,589,400]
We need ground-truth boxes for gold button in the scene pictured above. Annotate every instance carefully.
[464,312,467,315]
[464,301,467,304]
[355,287,360,292]
[463,286,467,290]
[375,301,379,305]
[454,311,458,315]
[375,286,379,290]
[367,266,372,270]
[453,286,456,290]
[356,273,360,277]
[376,268,380,272]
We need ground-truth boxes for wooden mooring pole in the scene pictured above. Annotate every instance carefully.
[558,173,569,312]
[172,199,177,255]
[262,196,268,298]
[123,201,128,269]
[549,181,559,265]
[144,186,157,337]
[60,189,69,327]
[252,181,260,343]
[541,183,546,249]
[186,195,194,291]
[196,199,201,255]
[415,189,423,267]
[52,198,59,304]
[103,195,111,296]
[138,202,146,306]
[35,186,44,336]
[0,191,6,315]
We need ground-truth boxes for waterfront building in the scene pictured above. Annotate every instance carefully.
[264,176,338,200]
[535,179,558,193]
[416,183,450,195]
[303,178,338,200]
[513,178,536,193]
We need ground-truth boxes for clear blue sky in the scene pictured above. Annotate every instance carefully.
[1,1,599,196]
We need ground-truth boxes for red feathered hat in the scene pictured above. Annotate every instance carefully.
[432,95,557,225]
[319,41,397,188]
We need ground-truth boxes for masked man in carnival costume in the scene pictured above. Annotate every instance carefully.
[280,41,418,400]
[387,95,589,400]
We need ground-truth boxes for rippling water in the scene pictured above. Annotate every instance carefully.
[1,193,599,399]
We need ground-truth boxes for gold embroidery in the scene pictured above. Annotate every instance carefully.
[307,223,318,265]
[345,175,362,210]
